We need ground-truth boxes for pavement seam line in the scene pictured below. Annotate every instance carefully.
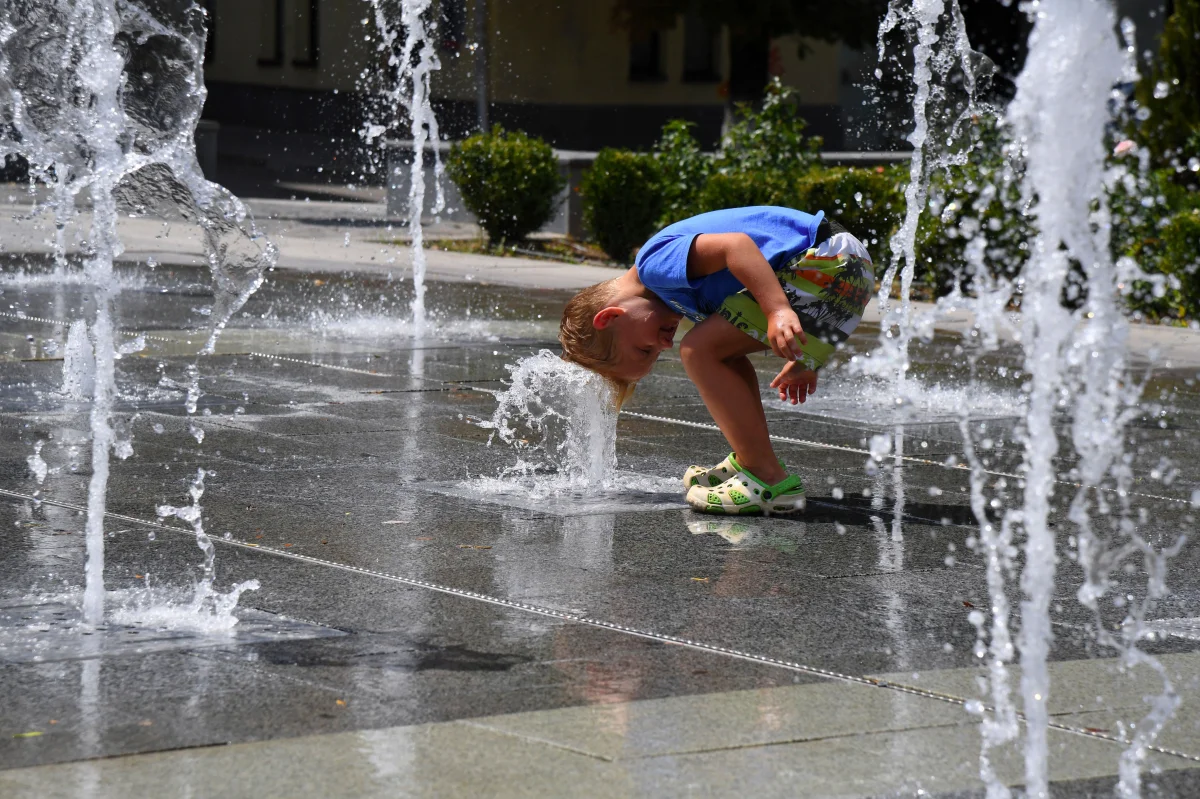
[455,721,617,763]
[4,488,1199,765]
[0,310,176,343]
[247,352,399,378]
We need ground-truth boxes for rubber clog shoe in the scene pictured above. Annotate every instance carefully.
[682,452,785,491]
[683,453,739,490]
[686,467,806,516]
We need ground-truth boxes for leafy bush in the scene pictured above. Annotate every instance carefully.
[1122,208,1200,321]
[652,120,711,226]
[912,119,1034,297]
[646,79,825,224]
[446,126,565,244]
[906,115,1200,320]
[580,149,663,264]
[792,167,905,256]
[715,78,822,178]
[694,169,794,213]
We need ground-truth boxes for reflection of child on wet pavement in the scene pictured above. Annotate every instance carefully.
[559,206,874,516]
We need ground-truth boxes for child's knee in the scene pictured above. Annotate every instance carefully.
[681,326,726,373]
[679,330,703,371]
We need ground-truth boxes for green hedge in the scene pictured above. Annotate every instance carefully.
[446,126,565,245]
[1124,208,1200,321]
[793,168,905,256]
[580,149,663,264]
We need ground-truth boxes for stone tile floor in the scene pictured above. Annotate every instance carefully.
[2,264,1200,796]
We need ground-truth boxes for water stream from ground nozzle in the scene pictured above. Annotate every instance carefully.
[877,0,1186,795]
[363,0,446,337]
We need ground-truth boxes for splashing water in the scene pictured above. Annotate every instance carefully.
[880,0,1188,795]
[364,0,446,336]
[1003,3,1139,794]
[874,0,987,395]
[478,351,619,492]
[0,1,274,625]
[125,468,260,631]
[61,319,95,401]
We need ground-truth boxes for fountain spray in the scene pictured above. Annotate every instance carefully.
[873,0,982,395]
[364,0,446,336]
[1005,2,1130,792]
[876,0,1186,794]
[0,1,274,624]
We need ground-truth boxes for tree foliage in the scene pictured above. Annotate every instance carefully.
[1134,0,1200,166]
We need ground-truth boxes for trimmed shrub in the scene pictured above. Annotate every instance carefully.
[446,126,565,244]
[695,169,793,213]
[1124,208,1200,321]
[581,149,663,264]
[913,119,1034,297]
[792,167,905,257]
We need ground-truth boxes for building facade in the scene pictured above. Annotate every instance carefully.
[201,0,857,151]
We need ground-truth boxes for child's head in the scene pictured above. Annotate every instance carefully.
[559,277,681,403]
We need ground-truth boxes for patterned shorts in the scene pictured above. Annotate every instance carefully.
[714,232,875,371]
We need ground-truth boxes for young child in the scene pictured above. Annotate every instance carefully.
[559,206,874,515]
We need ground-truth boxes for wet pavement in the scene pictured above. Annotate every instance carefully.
[2,259,1200,797]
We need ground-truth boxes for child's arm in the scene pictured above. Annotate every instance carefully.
[689,233,807,360]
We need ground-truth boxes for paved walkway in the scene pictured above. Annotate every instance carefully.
[3,195,1200,797]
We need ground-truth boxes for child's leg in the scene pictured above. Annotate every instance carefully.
[679,315,787,485]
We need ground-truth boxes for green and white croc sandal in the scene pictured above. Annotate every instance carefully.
[683,453,739,489]
[686,466,806,516]
[683,452,784,490]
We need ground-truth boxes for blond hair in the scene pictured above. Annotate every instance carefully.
[559,278,636,408]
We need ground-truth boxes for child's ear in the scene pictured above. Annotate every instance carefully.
[592,306,626,329]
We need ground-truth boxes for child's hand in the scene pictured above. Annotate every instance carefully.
[766,308,808,360]
[770,362,818,405]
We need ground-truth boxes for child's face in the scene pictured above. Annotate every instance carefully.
[600,295,681,381]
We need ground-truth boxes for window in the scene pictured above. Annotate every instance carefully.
[629,30,663,82]
[682,11,719,82]
[440,0,467,51]
[257,0,283,66]
[293,0,319,68]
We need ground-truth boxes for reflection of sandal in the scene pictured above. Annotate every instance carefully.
[687,519,755,545]
[686,466,806,516]
[683,452,783,490]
